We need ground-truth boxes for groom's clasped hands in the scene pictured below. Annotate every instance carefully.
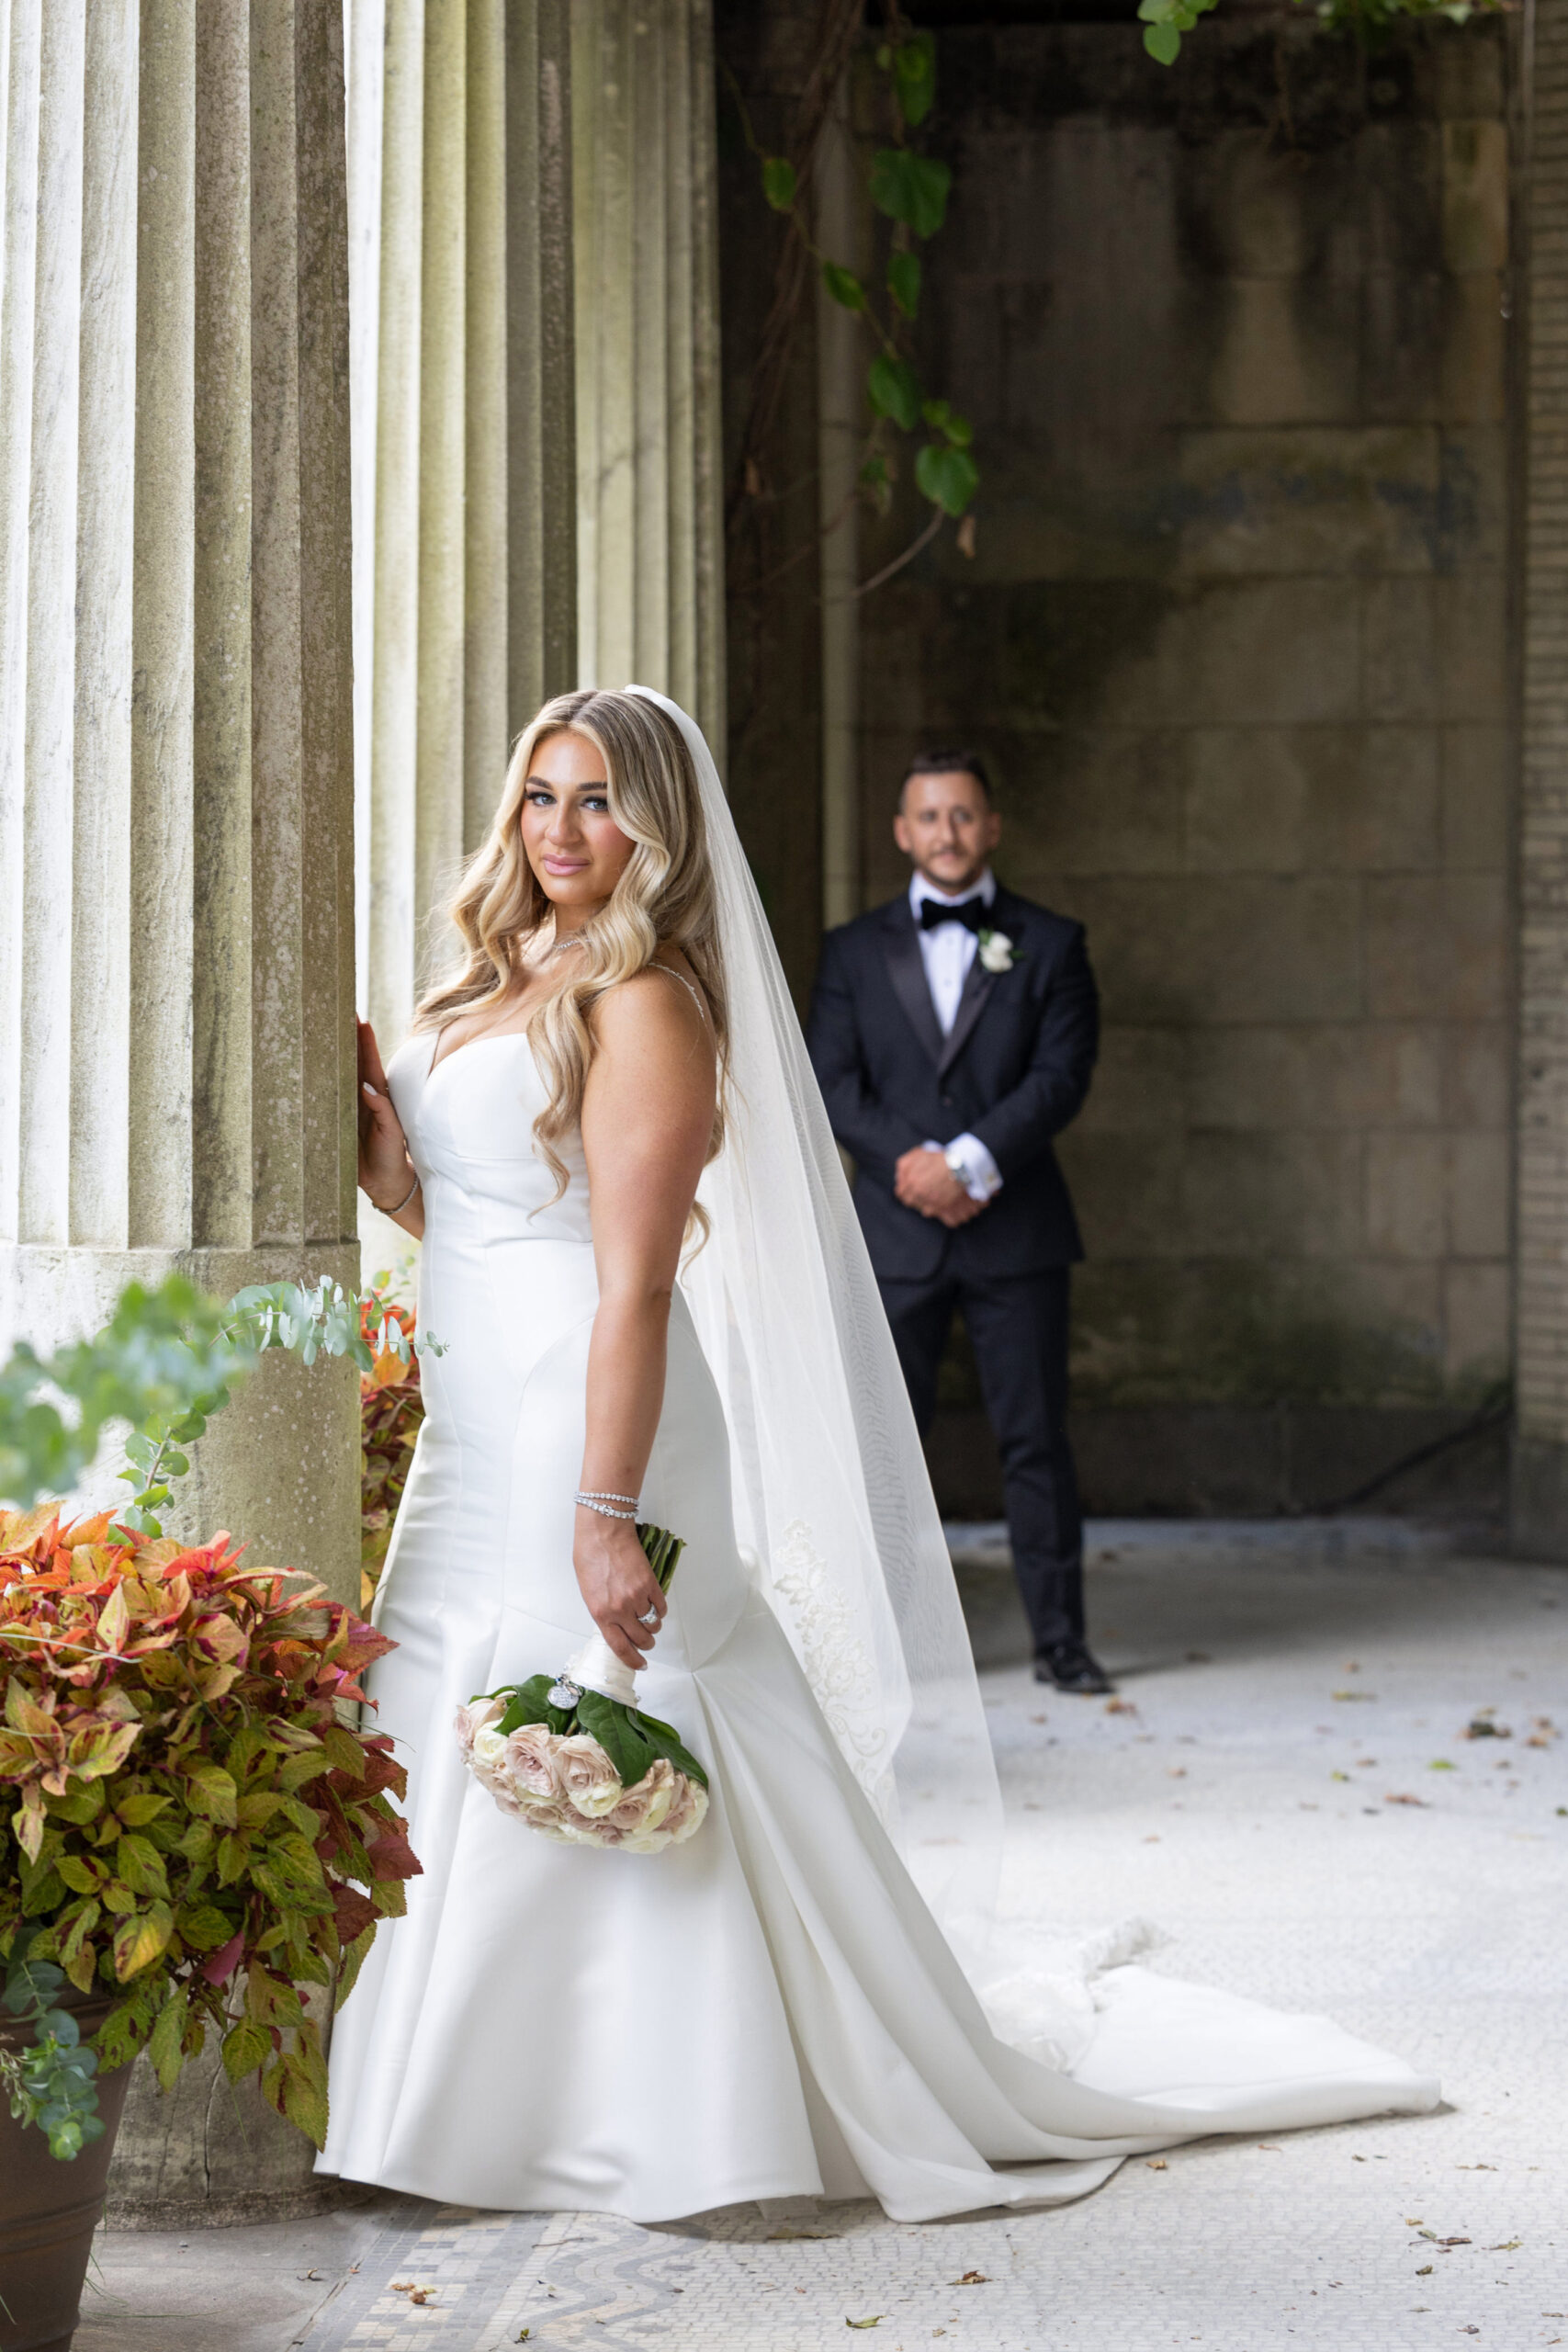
[894,1143,987,1228]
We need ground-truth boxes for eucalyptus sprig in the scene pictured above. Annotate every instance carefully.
[0,1272,440,1527]
[1,1957,103,2161]
[115,1279,434,1537]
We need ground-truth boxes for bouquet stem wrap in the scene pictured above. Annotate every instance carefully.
[456,1523,709,1853]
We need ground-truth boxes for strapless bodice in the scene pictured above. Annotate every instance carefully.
[387,1027,592,1246]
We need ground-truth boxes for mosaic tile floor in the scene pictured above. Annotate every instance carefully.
[79,1525,1568,2352]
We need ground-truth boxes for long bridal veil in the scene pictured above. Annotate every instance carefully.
[626,685,1005,1954]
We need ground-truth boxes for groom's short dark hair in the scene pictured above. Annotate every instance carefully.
[899,749,992,807]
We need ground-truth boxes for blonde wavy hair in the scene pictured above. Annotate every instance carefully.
[415,689,728,1202]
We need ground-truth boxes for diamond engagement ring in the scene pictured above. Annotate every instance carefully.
[639,1605,660,1625]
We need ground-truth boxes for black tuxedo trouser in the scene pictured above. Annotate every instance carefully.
[877,1266,1085,1653]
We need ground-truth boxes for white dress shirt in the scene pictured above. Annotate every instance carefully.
[909,871,1004,1204]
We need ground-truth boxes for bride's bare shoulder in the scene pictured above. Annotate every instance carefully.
[595,954,710,1044]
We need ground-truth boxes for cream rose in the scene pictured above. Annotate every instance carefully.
[604,1756,676,1839]
[555,1733,624,1817]
[471,1723,510,1785]
[455,1695,504,1764]
[659,1774,708,1846]
[977,929,1014,974]
[503,1723,565,1806]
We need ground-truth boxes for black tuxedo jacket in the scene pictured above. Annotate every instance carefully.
[806,885,1099,1282]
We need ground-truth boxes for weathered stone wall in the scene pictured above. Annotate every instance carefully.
[838,15,1517,1516]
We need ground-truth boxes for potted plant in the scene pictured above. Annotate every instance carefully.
[0,1276,427,2352]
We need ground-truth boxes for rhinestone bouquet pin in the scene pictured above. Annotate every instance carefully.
[455,1521,708,1852]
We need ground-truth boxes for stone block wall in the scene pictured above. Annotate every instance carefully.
[852,17,1517,1515]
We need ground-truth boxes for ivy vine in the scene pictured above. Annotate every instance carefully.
[737,11,976,567]
[1141,0,1503,68]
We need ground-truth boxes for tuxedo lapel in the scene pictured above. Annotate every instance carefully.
[937,887,1020,1076]
[938,954,997,1077]
[882,902,944,1068]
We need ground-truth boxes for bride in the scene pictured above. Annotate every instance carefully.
[320,686,1437,2223]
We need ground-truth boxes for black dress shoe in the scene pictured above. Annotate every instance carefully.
[1033,1640,1113,1695]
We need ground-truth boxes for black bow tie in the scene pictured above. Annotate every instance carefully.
[919,894,987,934]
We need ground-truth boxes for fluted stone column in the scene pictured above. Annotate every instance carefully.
[1516,0,1568,1555]
[345,0,577,1069]
[0,0,359,2221]
[572,0,726,752]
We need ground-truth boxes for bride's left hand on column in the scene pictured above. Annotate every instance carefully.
[574,1510,667,1672]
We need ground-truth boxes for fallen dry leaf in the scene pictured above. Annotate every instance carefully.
[951,2271,989,2285]
[1490,2238,1522,2251]
[1143,1834,1160,1843]
[1105,1697,1137,1715]
[1461,1715,1510,1739]
[1385,1793,1428,1806]
[1257,2144,1281,2153]
[1333,1690,1377,1701]
[410,2290,437,2305]
[1145,2159,1168,2170]
[1168,1766,1187,1778]
[1416,2265,1433,2275]
[846,2320,884,2331]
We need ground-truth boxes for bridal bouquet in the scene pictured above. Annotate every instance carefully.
[456,1522,708,1853]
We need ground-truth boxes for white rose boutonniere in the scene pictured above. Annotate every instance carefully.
[977,927,1022,975]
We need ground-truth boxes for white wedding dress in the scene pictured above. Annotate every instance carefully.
[318,1020,1438,2224]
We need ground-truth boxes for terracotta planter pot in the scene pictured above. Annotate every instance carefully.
[0,1996,132,2352]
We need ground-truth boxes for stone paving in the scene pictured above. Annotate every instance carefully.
[76,1523,1568,2352]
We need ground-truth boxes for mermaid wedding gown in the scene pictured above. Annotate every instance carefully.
[318,1023,1438,2223]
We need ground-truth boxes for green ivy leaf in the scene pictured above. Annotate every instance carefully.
[761,154,796,212]
[867,354,921,432]
[821,262,866,312]
[886,249,921,320]
[916,441,979,517]
[920,398,973,448]
[1144,19,1181,62]
[869,149,951,239]
[888,32,937,129]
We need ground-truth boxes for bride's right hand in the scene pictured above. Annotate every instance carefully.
[574,1511,668,1672]
[358,1018,416,1209]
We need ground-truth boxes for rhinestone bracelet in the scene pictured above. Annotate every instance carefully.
[577,1488,638,1506]
[574,1492,638,1521]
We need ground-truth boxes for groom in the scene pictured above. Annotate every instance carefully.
[807,751,1110,1694]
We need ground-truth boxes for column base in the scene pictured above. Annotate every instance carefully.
[1509,1434,1568,1561]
